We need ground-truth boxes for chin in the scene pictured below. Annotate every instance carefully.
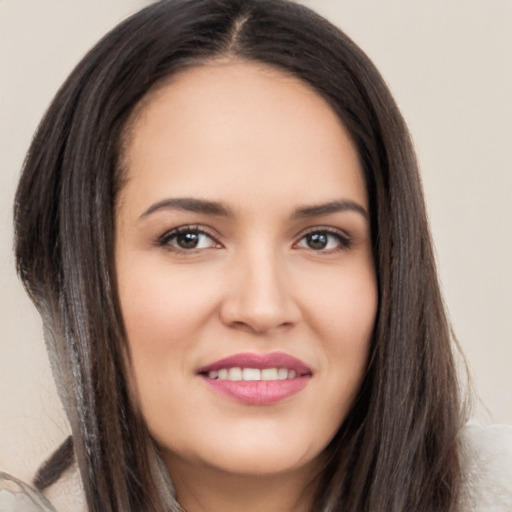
[210,447,315,476]
[158,421,331,479]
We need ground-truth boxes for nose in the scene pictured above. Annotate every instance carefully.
[219,246,301,334]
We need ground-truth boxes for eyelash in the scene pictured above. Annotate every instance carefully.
[157,225,220,253]
[295,227,352,253]
[157,225,352,254]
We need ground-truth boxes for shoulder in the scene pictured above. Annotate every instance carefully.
[459,421,512,511]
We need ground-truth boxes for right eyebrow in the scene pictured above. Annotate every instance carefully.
[140,197,234,219]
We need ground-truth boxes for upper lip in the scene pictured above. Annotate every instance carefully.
[197,352,312,376]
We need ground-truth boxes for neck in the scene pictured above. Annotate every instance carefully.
[166,456,321,512]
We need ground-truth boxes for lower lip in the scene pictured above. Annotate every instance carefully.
[201,376,310,405]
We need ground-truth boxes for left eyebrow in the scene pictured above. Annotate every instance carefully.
[292,199,369,221]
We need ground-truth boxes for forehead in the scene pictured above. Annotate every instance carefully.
[119,60,366,215]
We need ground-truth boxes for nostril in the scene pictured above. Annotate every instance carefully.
[229,320,255,332]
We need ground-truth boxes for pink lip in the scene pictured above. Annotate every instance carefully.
[197,352,312,405]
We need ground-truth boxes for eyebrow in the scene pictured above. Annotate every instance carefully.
[292,200,369,220]
[140,197,368,221]
[141,198,233,218]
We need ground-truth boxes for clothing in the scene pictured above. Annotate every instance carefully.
[0,472,56,512]
[1,422,511,511]
[0,460,85,512]
[459,422,512,511]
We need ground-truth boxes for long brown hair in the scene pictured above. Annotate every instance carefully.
[14,1,466,510]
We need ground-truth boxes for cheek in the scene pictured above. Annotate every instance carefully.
[301,261,377,410]
[117,260,221,406]
[119,259,219,347]
[300,257,377,343]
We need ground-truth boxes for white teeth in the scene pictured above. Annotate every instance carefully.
[228,367,242,381]
[243,368,261,381]
[277,368,288,380]
[207,367,299,381]
[261,368,278,381]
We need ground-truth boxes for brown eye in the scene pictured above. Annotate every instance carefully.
[176,232,201,249]
[160,228,218,251]
[305,233,329,250]
[296,230,350,252]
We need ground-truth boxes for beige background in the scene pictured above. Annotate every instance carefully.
[1,0,511,482]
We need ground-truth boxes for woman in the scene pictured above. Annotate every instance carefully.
[4,0,511,511]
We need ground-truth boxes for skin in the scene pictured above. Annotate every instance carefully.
[115,60,378,512]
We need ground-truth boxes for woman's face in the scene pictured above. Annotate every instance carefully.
[115,61,377,480]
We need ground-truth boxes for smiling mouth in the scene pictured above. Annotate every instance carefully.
[197,352,312,404]
[205,367,299,381]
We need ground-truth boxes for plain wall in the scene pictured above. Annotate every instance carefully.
[1,0,511,482]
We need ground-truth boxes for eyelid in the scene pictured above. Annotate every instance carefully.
[293,226,352,250]
[157,224,223,251]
